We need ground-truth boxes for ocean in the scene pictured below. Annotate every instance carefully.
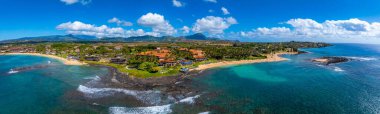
[0,43,379,114]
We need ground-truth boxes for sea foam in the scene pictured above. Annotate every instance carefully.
[83,75,101,81]
[199,111,210,114]
[109,105,172,114]
[109,95,201,114]
[346,56,377,61]
[77,85,163,105]
[178,95,200,104]
[8,69,19,74]
[333,67,344,72]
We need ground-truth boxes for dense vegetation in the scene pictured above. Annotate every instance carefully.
[0,41,331,78]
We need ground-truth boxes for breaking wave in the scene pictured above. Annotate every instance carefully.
[8,69,19,74]
[178,95,200,104]
[77,85,164,105]
[83,75,101,80]
[346,56,377,61]
[108,95,201,114]
[314,64,344,72]
[109,105,172,114]
[199,111,210,114]
[333,67,344,72]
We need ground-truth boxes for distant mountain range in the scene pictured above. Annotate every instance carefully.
[0,33,231,43]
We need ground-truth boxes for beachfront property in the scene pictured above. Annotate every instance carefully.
[110,58,127,64]
[0,45,36,53]
[84,56,100,61]
[189,49,207,61]
[138,47,179,66]
[67,55,80,61]
[0,42,330,78]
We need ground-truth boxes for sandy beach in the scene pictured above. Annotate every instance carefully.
[194,52,298,71]
[1,53,86,65]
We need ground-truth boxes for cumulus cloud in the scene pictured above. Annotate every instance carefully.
[237,18,380,39]
[108,17,133,26]
[56,21,151,38]
[172,0,184,7]
[181,26,190,34]
[221,7,230,15]
[137,13,177,35]
[192,16,237,34]
[204,0,217,3]
[60,0,91,5]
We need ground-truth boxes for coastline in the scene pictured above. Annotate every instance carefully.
[194,52,298,71]
[0,53,86,65]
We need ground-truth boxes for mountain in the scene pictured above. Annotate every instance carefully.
[0,34,98,43]
[0,33,224,43]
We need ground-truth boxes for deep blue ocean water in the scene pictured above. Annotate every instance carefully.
[0,43,379,114]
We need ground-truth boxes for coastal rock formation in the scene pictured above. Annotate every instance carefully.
[312,57,350,65]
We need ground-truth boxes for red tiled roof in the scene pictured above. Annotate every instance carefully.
[139,49,171,59]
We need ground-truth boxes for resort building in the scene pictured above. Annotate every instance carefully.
[139,48,177,66]
[189,49,207,61]
[110,58,127,64]
[84,56,100,61]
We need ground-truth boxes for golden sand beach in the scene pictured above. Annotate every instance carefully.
[194,52,298,71]
[1,53,86,65]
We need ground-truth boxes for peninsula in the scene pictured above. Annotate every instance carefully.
[0,38,330,78]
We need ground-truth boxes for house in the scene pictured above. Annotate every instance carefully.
[114,45,123,50]
[159,58,177,66]
[85,56,100,61]
[179,48,188,51]
[67,55,80,60]
[194,55,207,61]
[180,68,189,73]
[189,49,207,61]
[139,48,174,66]
[75,49,80,53]
[179,60,193,65]
[110,58,127,64]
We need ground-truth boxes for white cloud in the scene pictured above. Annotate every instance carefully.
[56,21,151,38]
[181,26,190,34]
[137,13,177,35]
[204,0,217,3]
[208,9,214,13]
[221,7,230,15]
[172,0,184,7]
[60,0,91,5]
[192,16,238,34]
[60,0,78,5]
[237,18,380,39]
[108,17,133,26]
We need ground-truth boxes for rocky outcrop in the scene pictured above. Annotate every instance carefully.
[312,57,350,65]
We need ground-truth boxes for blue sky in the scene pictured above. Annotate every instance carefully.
[1,0,380,43]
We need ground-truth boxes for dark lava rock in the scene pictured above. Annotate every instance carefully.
[312,56,351,65]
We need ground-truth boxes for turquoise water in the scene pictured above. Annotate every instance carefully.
[0,43,379,114]
[0,55,109,113]
[193,44,380,113]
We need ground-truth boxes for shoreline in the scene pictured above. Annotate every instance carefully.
[1,53,86,65]
[194,52,298,71]
[2,51,298,77]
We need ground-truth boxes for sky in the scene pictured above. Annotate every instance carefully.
[1,0,380,43]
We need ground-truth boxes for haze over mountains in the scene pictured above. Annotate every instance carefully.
[0,33,227,43]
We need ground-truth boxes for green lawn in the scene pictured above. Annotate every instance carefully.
[85,61,180,78]
[83,56,266,78]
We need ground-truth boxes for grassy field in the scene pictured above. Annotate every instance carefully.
[85,61,180,78]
